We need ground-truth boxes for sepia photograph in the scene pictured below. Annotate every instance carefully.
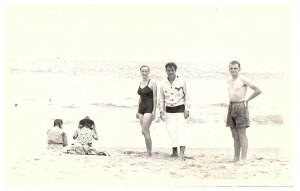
[1,0,299,189]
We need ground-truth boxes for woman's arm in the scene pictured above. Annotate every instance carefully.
[136,96,141,119]
[92,125,99,140]
[73,129,78,139]
[62,132,68,147]
[47,129,51,144]
[152,82,157,119]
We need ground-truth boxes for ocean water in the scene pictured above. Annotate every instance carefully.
[8,59,288,117]
[5,60,292,150]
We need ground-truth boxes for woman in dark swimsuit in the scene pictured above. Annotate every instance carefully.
[136,65,157,156]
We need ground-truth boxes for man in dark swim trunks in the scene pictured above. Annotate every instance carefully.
[227,61,262,162]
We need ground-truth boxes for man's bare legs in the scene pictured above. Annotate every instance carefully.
[230,126,248,162]
[237,126,248,161]
[230,126,240,162]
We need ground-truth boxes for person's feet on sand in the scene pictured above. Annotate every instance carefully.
[97,151,109,156]
[147,152,152,157]
[240,158,247,164]
[86,150,95,155]
[170,154,179,158]
[170,147,179,158]
[234,159,247,166]
[179,155,185,161]
[233,157,239,163]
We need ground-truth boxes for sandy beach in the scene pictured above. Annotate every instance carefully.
[3,57,294,187]
[4,76,293,187]
[5,146,292,187]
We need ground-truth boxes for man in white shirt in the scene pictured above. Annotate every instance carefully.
[159,62,191,160]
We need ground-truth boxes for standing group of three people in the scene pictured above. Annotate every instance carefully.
[137,61,261,162]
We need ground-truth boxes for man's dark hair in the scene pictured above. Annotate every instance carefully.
[229,61,241,68]
[165,62,177,71]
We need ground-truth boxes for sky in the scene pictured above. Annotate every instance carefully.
[4,3,294,73]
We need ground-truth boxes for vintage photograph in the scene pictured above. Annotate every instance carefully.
[2,0,297,188]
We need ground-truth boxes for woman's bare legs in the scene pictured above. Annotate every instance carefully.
[138,113,153,156]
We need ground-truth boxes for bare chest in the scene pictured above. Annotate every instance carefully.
[229,79,246,92]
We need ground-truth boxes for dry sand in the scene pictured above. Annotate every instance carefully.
[4,71,294,188]
[5,146,292,187]
[4,94,294,188]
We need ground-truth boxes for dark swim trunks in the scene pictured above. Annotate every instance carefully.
[226,101,250,128]
[137,79,154,115]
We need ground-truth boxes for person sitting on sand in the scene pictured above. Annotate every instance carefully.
[47,119,68,150]
[65,116,108,156]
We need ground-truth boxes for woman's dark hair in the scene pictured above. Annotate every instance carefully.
[54,119,63,129]
[79,116,95,130]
